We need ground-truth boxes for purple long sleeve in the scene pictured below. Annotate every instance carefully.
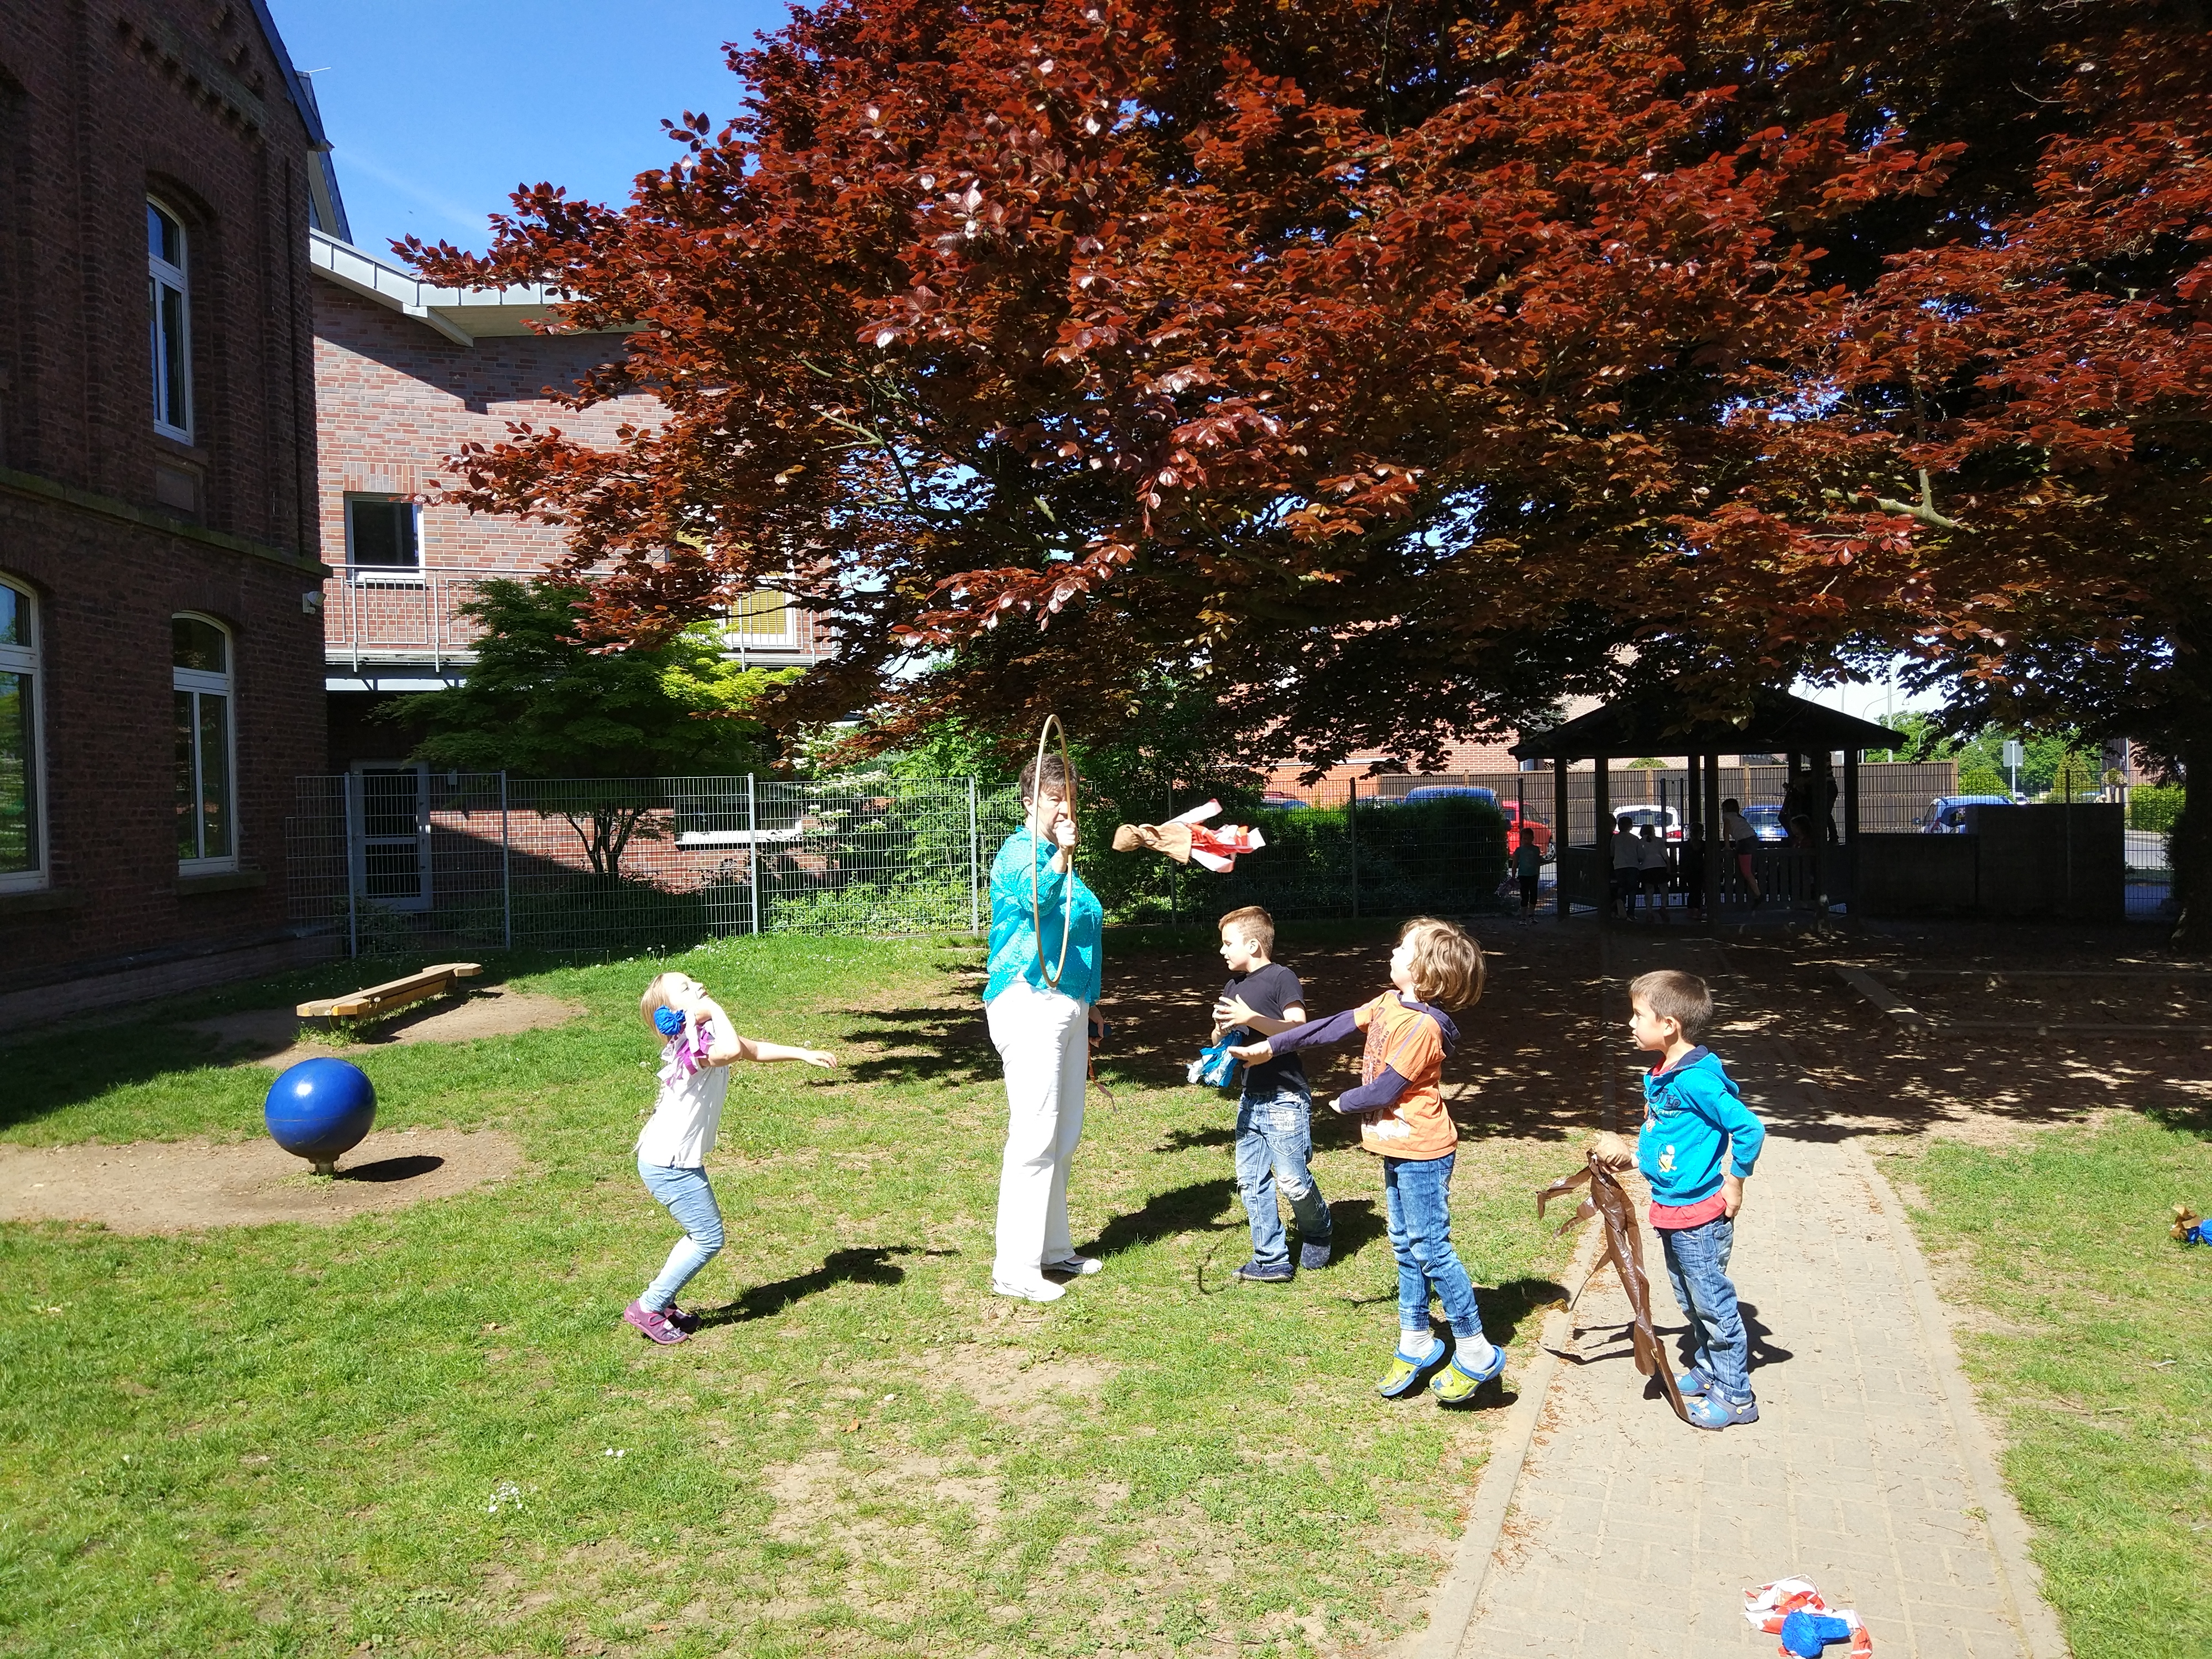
[1265,1006,1360,1055]
[1337,1065,1412,1113]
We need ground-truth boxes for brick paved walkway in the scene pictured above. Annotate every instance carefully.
[1450,1020,2052,1658]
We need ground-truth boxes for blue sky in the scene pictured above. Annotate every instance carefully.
[266,1,791,259]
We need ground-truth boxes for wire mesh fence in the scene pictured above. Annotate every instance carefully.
[283,759,2034,958]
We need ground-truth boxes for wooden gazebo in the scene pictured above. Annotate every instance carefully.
[1510,687,1901,919]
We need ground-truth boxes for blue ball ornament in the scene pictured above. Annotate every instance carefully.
[264,1057,377,1175]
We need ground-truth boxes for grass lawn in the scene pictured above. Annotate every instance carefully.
[1881,1113,2212,1659]
[0,929,1578,1658]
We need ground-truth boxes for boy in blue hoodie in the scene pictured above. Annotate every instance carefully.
[1628,969,1767,1430]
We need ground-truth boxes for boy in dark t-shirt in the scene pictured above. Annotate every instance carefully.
[1212,905,1333,1281]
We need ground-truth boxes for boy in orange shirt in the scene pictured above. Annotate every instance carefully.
[1230,917,1499,1404]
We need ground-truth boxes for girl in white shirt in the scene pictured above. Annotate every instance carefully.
[624,971,835,1345]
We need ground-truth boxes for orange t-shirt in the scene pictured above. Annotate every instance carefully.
[1352,992,1457,1158]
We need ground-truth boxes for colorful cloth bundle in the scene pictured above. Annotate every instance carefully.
[1188,1030,1246,1090]
[2174,1204,2210,1246]
[655,1011,717,1088]
[1112,800,1269,873]
[1743,1580,1872,1657]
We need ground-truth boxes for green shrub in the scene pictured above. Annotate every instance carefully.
[2130,784,2183,836]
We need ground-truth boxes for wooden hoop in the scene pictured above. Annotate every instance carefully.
[1029,713,1078,990]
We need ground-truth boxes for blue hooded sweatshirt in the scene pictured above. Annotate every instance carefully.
[1636,1046,1766,1209]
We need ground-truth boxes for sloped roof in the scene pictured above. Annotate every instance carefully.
[1510,686,1900,760]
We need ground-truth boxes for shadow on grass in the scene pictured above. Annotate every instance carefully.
[338,1155,445,1183]
[705,1245,915,1325]
[842,1005,998,1088]
[1088,1177,1239,1259]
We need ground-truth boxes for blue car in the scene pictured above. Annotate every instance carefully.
[1396,785,1499,807]
[1917,794,2016,833]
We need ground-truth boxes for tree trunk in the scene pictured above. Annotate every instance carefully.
[2169,730,2211,954]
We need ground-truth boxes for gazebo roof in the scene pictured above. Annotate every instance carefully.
[1510,686,1899,761]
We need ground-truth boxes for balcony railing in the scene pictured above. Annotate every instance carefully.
[322,567,830,672]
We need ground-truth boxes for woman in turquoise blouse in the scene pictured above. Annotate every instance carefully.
[984,750,1105,1303]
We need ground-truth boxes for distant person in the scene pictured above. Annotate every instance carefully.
[1636,822,1670,910]
[1720,797,1762,906]
[1513,826,1545,916]
[1611,819,1642,914]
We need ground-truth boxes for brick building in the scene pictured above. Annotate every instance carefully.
[309,233,830,782]
[0,0,342,1022]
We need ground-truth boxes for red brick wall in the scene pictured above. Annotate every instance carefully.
[0,2,328,995]
[312,285,655,573]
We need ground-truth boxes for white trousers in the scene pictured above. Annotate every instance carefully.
[987,980,1089,1281]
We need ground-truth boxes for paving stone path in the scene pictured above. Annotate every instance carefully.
[1436,938,2062,1659]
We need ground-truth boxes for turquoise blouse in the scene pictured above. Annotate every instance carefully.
[984,827,1104,1006]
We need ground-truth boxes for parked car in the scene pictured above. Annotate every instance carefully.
[1740,804,1788,843]
[1259,792,1310,811]
[1501,799,1552,858]
[1611,805,1684,842]
[1397,785,1499,806]
[1916,794,2015,833]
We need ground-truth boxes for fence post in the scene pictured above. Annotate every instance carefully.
[1347,776,1360,919]
[341,770,359,959]
[967,774,980,934]
[499,770,513,950]
[747,774,762,936]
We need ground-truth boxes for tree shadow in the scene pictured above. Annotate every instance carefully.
[1087,1177,1239,1259]
[841,1005,999,1087]
[702,1245,915,1325]
[1159,1125,1236,1151]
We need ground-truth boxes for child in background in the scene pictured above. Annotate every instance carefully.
[1230,918,1500,1404]
[1628,969,1766,1428]
[624,971,836,1345]
[1209,906,1331,1282]
[1512,826,1544,917]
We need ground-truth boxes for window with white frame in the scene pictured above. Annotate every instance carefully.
[173,614,235,872]
[727,588,794,648]
[0,578,45,892]
[148,201,191,441]
[345,494,422,579]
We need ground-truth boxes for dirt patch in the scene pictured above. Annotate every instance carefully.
[915,1341,1117,1422]
[183,988,587,1070]
[0,1126,525,1233]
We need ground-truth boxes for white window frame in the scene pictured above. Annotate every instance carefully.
[726,589,795,649]
[0,577,48,894]
[173,612,237,875]
[343,494,425,585]
[148,199,192,444]
[348,762,432,911]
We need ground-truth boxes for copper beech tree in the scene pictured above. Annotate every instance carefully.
[405,0,1961,768]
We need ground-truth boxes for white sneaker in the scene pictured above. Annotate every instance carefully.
[1043,1255,1103,1277]
[992,1275,1066,1303]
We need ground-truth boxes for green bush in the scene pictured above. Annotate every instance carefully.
[2130,784,2184,836]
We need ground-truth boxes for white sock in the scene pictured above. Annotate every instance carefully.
[1400,1327,1437,1360]
[1457,1332,1498,1370]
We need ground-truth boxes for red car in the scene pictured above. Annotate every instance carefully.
[1502,800,1552,858]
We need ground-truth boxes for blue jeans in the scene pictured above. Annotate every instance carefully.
[1234,1084,1331,1268]
[1661,1216,1751,1402]
[1382,1152,1486,1338]
[639,1160,725,1310]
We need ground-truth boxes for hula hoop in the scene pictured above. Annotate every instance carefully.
[1030,713,1078,990]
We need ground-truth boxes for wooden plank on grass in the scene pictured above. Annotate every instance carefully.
[298,963,481,1020]
[1834,967,1931,1030]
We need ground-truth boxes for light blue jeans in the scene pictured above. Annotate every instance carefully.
[639,1160,725,1311]
[1234,1083,1331,1269]
[1382,1152,1486,1339]
[1660,1215,1751,1402]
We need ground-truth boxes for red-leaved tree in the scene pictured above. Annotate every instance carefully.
[406,0,1961,768]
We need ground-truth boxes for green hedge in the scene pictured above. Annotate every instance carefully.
[2130,784,2183,836]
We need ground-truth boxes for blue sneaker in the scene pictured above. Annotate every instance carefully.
[1232,1258,1294,1283]
[1685,1391,1759,1430]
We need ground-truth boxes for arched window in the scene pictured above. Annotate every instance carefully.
[174,614,234,871]
[0,578,43,891]
[148,199,191,441]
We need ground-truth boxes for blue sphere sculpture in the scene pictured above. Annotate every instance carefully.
[264,1057,376,1174]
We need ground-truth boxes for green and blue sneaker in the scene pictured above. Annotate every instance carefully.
[1430,1338,1508,1405]
[1376,1336,1454,1399]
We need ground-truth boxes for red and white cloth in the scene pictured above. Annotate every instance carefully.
[1743,1579,1873,1657]
[1170,800,1267,872]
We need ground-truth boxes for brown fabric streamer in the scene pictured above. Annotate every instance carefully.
[1111,822,1196,862]
[1536,1146,1692,1424]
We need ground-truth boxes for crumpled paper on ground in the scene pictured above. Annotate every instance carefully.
[1744,1578,1873,1656]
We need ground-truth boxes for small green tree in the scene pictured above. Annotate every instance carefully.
[390,579,792,879]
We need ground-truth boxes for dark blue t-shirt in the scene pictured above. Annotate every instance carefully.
[1222,962,1308,1095]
